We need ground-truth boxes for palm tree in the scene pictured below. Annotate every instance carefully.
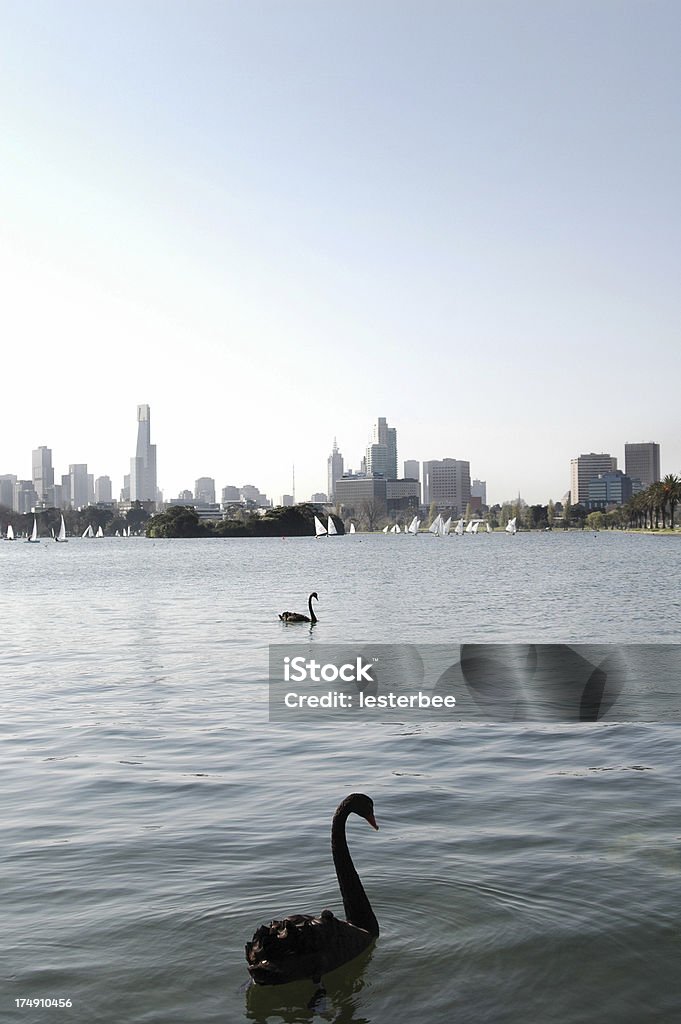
[662,474,681,529]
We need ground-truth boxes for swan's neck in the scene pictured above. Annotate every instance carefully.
[331,806,379,936]
[308,596,317,623]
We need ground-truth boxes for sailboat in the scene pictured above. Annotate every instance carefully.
[505,517,517,535]
[6,523,14,541]
[472,521,480,534]
[349,522,356,534]
[382,524,390,534]
[55,515,68,543]
[429,513,444,536]
[465,519,474,534]
[82,524,95,539]
[443,517,452,536]
[390,523,401,534]
[454,518,464,536]
[327,516,338,536]
[27,517,40,543]
[314,515,327,538]
[95,525,104,538]
[486,522,491,534]
[407,516,419,535]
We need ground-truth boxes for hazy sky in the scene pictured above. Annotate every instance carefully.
[2,1,680,505]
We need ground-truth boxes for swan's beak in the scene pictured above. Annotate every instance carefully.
[366,814,379,830]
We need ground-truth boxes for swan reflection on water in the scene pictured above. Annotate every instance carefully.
[245,945,374,1024]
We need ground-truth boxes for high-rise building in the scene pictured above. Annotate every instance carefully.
[68,464,90,509]
[195,477,216,504]
[367,418,397,479]
[0,475,17,509]
[471,479,487,505]
[222,485,240,502]
[32,446,54,505]
[327,439,344,500]
[14,480,38,513]
[422,459,471,514]
[130,404,157,506]
[404,460,420,480]
[570,453,617,505]
[624,442,660,488]
[95,476,113,503]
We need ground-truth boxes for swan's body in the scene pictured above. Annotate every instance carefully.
[245,793,379,986]
[279,591,318,624]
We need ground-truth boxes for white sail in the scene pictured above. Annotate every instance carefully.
[486,522,491,533]
[28,517,39,542]
[349,522,356,534]
[390,523,401,534]
[82,524,94,539]
[443,517,452,536]
[429,514,443,536]
[505,517,517,535]
[96,525,104,538]
[56,515,67,542]
[416,519,421,531]
[472,521,480,534]
[327,516,338,536]
[6,523,14,541]
[382,524,390,533]
[465,519,474,533]
[314,515,327,537]
[454,518,464,536]
[407,516,418,535]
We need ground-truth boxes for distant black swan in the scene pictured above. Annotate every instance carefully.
[279,592,318,624]
[245,793,380,986]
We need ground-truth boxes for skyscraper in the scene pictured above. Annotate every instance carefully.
[366,417,397,479]
[624,442,660,488]
[422,459,471,514]
[195,477,216,504]
[327,439,344,500]
[570,453,617,504]
[130,404,157,505]
[68,464,90,509]
[32,446,54,505]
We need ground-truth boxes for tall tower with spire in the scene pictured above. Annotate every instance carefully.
[130,404,157,506]
[327,439,344,501]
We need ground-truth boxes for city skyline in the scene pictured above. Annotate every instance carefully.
[0,403,671,512]
[2,4,680,503]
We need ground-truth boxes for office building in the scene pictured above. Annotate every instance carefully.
[195,477,216,504]
[68,464,90,509]
[422,459,471,515]
[366,417,397,479]
[335,474,387,512]
[624,442,660,489]
[311,492,328,503]
[471,479,487,505]
[130,404,157,506]
[222,485,241,502]
[95,476,113,503]
[386,478,421,512]
[279,494,294,507]
[404,460,420,481]
[0,475,17,509]
[14,480,38,513]
[327,440,344,501]
[32,446,54,505]
[586,471,633,509]
[570,453,618,505]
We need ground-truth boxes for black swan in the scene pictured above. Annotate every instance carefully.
[279,592,318,624]
[245,793,379,986]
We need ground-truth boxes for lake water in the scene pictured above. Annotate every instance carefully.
[2,532,680,1023]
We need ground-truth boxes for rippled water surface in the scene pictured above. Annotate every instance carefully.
[2,532,680,1023]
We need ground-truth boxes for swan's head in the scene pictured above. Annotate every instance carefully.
[345,793,378,830]
[309,592,319,602]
